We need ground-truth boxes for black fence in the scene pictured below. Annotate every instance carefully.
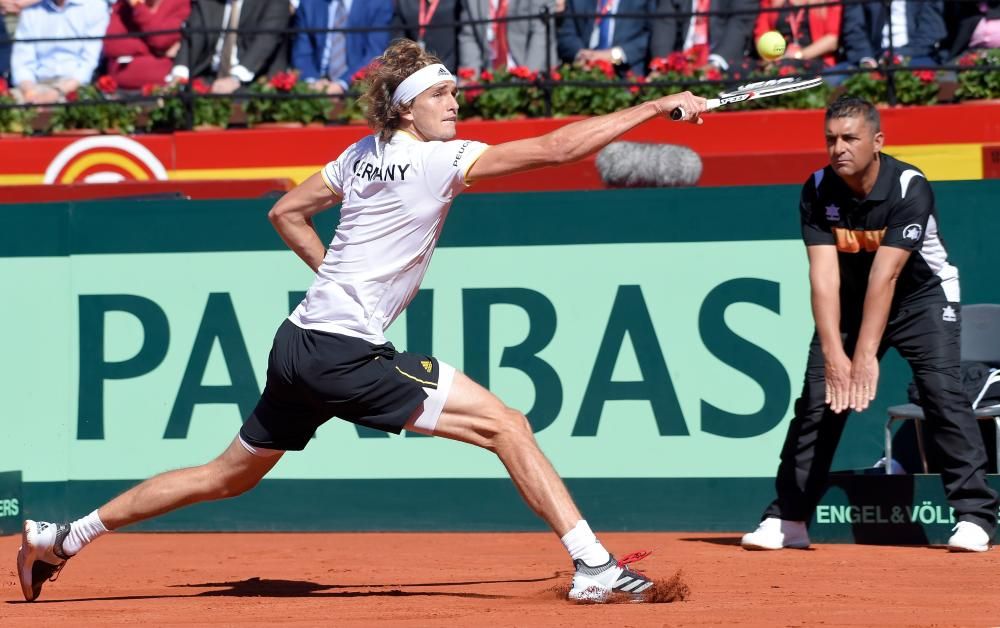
[0,0,997,130]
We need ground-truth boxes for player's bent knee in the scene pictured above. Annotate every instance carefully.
[489,408,535,450]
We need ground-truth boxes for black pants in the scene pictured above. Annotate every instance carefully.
[763,299,999,536]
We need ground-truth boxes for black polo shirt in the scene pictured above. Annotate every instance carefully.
[800,153,959,315]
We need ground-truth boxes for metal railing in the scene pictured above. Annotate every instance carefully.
[0,0,996,131]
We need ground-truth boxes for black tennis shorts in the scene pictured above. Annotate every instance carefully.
[239,319,442,450]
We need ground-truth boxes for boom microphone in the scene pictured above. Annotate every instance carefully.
[595,142,702,188]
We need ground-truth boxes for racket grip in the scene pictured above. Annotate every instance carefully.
[670,106,685,121]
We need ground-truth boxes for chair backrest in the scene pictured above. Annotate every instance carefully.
[961,304,1000,365]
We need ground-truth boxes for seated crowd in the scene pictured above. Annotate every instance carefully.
[0,0,996,104]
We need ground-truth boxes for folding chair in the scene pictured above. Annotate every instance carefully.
[884,304,1000,474]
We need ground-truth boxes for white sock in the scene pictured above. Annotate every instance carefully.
[561,520,611,567]
[62,510,110,556]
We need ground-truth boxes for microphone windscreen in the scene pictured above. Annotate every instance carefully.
[595,142,703,188]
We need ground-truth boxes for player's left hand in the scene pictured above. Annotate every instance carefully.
[849,353,879,412]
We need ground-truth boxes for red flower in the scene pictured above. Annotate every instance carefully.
[509,65,536,81]
[65,90,79,102]
[587,58,615,78]
[958,53,977,67]
[96,75,118,94]
[914,69,936,84]
[465,86,483,103]
[480,69,494,82]
[778,64,796,77]
[704,66,722,81]
[627,74,646,95]
[869,71,884,80]
[457,67,476,80]
[685,43,710,68]
[0,77,8,97]
[352,61,378,83]
[268,71,297,91]
[191,78,210,94]
[549,69,562,81]
[667,51,689,74]
[141,83,157,97]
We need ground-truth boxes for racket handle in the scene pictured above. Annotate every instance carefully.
[670,98,721,121]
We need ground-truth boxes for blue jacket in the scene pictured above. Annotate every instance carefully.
[292,0,393,85]
[841,0,946,64]
[557,0,655,76]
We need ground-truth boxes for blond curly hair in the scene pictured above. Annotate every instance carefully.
[363,39,444,142]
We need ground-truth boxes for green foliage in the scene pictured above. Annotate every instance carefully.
[145,79,232,131]
[955,49,1000,101]
[840,70,889,104]
[550,62,634,116]
[244,71,332,126]
[462,66,547,120]
[48,84,140,134]
[893,69,939,106]
[0,78,35,135]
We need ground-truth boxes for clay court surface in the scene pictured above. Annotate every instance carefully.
[3,531,1000,626]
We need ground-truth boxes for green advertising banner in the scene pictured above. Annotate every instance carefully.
[2,182,998,532]
[0,471,22,535]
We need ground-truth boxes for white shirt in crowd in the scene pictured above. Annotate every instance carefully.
[881,0,910,51]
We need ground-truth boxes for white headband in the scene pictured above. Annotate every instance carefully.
[391,64,456,107]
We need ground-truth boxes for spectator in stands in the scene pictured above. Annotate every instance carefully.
[841,0,946,68]
[10,0,109,104]
[291,0,391,96]
[458,0,556,73]
[945,0,999,59]
[167,0,290,94]
[754,0,841,70]
[558,0,653,76]
[1,0,42,79]
[102,0,191,90]
[392,0,461,71]
[650,0,755,71]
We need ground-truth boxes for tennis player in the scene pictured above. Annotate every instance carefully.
[18,38,707,603]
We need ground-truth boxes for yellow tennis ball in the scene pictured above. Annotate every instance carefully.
[756,31,786,61]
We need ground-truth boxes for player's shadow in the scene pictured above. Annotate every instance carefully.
[676,536,743,547]
[677,536,818,550]
[180,574,558,598]
[13,574,564,604]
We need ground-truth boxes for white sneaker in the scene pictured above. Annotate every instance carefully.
[17,519,71,601]
[567,551,654,603]
[947,521,991,553]
[741,517,810,550]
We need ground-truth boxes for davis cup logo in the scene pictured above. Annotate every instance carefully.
[43,136,168,184]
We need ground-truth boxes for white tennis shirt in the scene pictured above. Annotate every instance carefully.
[288,130,490,344]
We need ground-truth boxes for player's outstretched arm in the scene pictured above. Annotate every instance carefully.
[466,91,707,182]
[268,172,342,272]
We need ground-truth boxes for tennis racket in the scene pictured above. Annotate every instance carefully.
[670,76,824,120]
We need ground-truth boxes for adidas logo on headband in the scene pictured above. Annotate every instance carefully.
[391,63,457,106]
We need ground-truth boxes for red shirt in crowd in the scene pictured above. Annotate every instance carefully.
[103,0,192,89]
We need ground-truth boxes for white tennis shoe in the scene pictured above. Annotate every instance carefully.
[947,521,991,552]
[567,550,654,603]
[17,519,71,601]
[741,517,811,550]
